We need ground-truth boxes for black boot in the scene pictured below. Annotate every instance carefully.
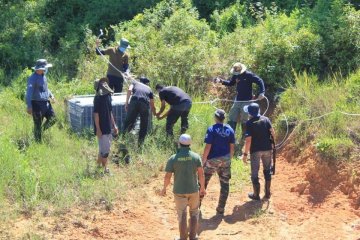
[248,183,260,200]
[264,180,271,199]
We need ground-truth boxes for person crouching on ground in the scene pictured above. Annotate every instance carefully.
[201,109,235,215]
[93,77,118,174]
[242,103,275,200]
[161,134,206,240]
[26,59,56,143]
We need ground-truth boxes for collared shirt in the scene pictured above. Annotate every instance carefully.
[131,81,154,104]
[96,47,129,77]
[165,147,202,194]
[222,70,265,101]
[159,86,191,106]
[204,123,235,159]
[245,116,273,153]
[26,72,53,109]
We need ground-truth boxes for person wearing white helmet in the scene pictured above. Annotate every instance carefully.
[161,134,206,240]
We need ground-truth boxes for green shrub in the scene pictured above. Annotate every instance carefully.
[110,5,218,94]
[218,13,323,89]
[316,137,354,160]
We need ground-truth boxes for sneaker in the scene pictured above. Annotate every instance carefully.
[104,168,110,175]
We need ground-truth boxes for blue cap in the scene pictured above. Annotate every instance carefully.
[244,103,260,117]
[119,38,130,52]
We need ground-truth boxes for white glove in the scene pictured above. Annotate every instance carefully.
[257,93,265,100]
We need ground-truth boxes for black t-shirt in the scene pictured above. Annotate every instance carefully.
[159,86,191,106]
[93,94,112,135]
[132,81,154,103]
[245,116,273,153]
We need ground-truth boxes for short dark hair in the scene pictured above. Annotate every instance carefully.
[179,143,190,147]
[215,115,225,122]
[155,84,164,90]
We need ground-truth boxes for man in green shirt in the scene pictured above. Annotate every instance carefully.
[161,134,206,240]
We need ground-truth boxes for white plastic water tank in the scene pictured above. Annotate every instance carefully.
[67,93,151,133]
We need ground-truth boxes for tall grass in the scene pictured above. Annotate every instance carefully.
[0,83,250,214]
[275,70,360,161]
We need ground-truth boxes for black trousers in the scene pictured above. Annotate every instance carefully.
[31,101,56,142]
[166,101,192,136]
[107,74,124,93]
[123,99,150,145]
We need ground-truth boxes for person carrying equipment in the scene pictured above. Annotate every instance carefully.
[26,59,56,142]
[161,134,206,240]
[242,103,275,200]
[201,109,235,215]
[214,62,265,142]
[123,77,156,145]
[93,77,119,174]
[95,38,130,93]
[155,84,192,136]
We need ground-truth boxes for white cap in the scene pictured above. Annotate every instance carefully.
[179,134,192,145]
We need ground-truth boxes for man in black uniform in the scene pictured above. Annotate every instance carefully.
[123,77,156,145]
[155,84,192,136]
[242,103,275,200]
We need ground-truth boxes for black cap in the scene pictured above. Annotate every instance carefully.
[155,84,164,90]
[214,109,226,120]
[139,77,150,85]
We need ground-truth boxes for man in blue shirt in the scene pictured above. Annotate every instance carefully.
[215,62,265,138]
[26,59,56,142]
[201,109,235,215]
[242,103,275,200]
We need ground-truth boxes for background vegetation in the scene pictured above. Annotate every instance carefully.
[0,0,359,215]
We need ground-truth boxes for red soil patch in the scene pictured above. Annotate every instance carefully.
[1,150,360,239]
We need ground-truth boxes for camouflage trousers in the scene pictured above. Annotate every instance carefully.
[202,156,231,211]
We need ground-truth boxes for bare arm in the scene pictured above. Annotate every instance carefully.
[161,172,173,196]
[202,144,212,164]
[158,109,170,120]
[242,136,252,163]
[125,84,133,111]
[270,128,275,139]
[229,143,235,160]
[94,113,102,138]
[197,167,206,196]
[150,99,156,116]
[110,111,118,135]
[157,100,166,116]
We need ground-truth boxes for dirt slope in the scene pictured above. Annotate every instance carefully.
[1,154,360,240]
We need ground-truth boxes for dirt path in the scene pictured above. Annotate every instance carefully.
[2,155,360,240]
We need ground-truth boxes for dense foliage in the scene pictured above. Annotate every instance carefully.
[0,0,359,216]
